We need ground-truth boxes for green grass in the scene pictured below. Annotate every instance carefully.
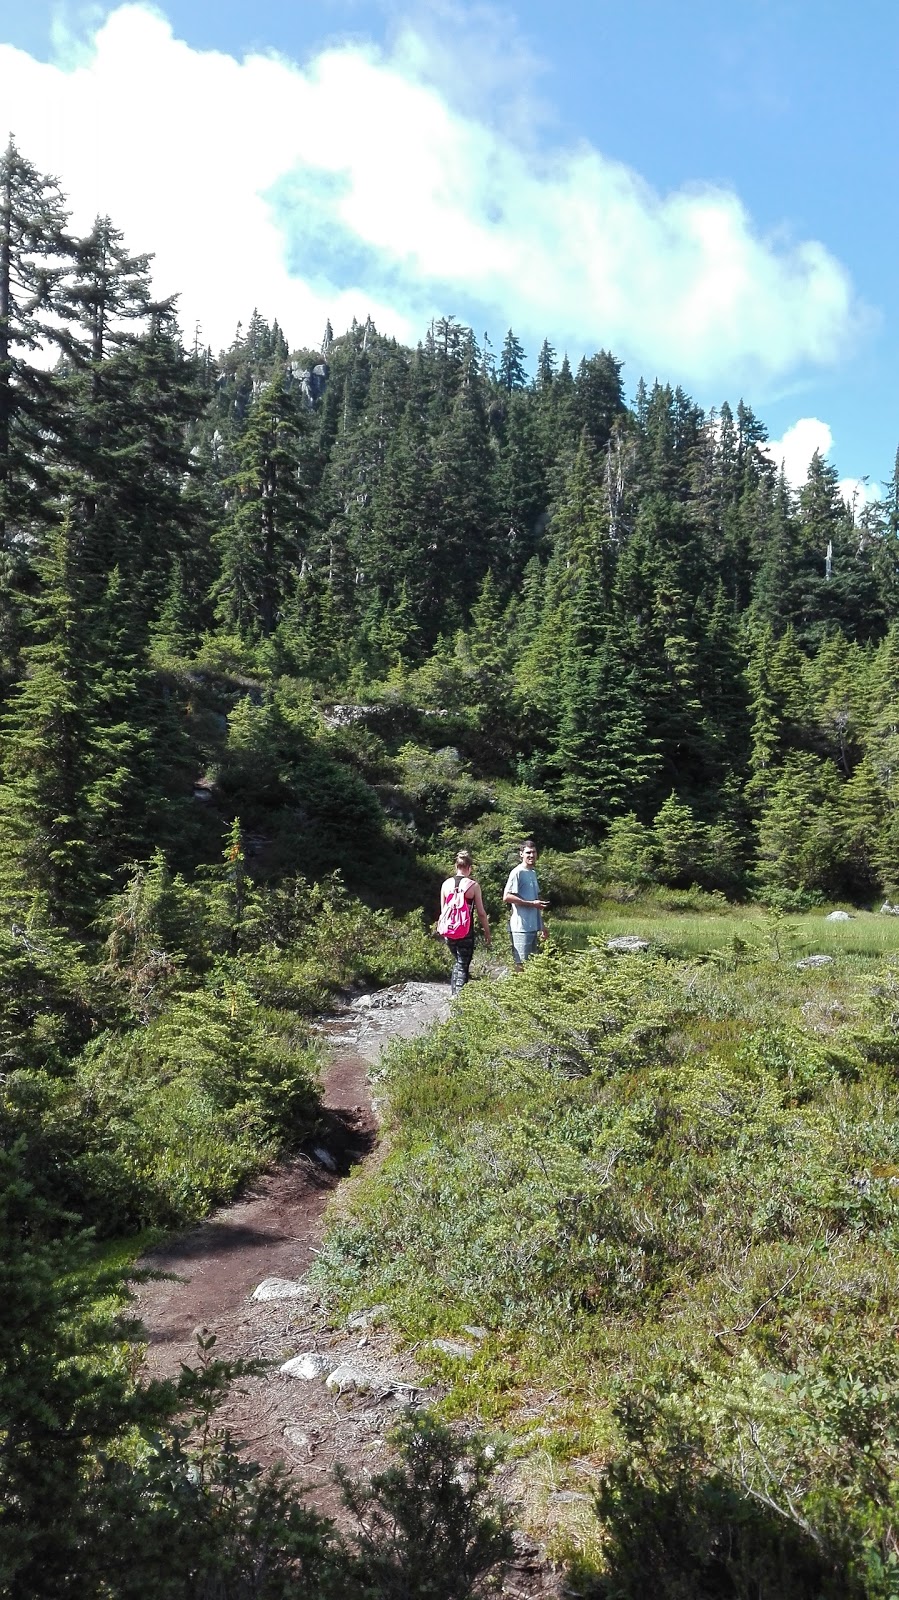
[553,896,899,962]
[317,933,899,1596]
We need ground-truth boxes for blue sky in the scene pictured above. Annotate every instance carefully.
[1,0,896,500]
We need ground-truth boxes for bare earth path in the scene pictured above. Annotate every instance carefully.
[133,983,448,1373]
[132,977,558,1595]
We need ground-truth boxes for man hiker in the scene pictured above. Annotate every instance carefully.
[503,838,549,968]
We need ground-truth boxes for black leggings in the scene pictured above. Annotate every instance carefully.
[447,932,475,995]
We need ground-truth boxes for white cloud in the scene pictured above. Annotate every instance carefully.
[763,417,879,515]
[0,4,869,382]
[838,475,879,516]
[764,417,834,488]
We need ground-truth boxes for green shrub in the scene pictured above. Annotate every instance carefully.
[317,945,899,1587]
[1,1144,512,1599]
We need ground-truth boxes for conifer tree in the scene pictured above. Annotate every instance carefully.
[535,337,556,390]
[754,750,843,899]
[491,391,548,577]
[0,516,95,921]
[0,138,73,540]
[0,510,166,927]
[573,350,625,451]
[64,214,152,366]
[366,378,438,644]
[498,329,527,392]
[213,367,311,639]
[861,623,899,886]
[457,570,514,736]
[553,562,658,834]
[745,624,813,808]
[651,792,711,886]
[428,359,494,622]
[750,468,799,633]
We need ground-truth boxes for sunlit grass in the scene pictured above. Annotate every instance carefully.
[552,898,899,962]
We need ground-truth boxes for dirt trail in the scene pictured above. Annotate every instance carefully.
[132,983,451,1481]
[134,981,450,1372]
[132,977,557,1595]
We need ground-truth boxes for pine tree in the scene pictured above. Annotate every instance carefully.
[535,338,556,390]
[0,138,74,540]
[603,812,659,886]
[554,566,658,835]
[791,450,881,644]
[498,329,527,392]
[754,750,844,900]
[0,516,96,921]
[63,214,152,365]
[59,280,208,633]
[750,468,798,633]
[860,623,899,887]
[212,367,311,639]
[0,519,158,924]
[457,570,513,736]
[745,624,812,808]
[428,359,494,624]
[651,792,711,886]
[573,350,625,451]
[491,391,548,578]
[366,379,438,646]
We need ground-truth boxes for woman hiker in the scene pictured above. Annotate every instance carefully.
[438,849,491,995]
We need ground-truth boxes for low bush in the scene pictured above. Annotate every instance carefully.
[2,852,442,1236]
[317,944,899,1593]
[1,1145,512,1599]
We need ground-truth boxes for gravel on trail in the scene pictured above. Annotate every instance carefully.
[130,977,559,1594]
[130,985,452,1504]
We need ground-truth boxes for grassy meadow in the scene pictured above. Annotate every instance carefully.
[553,894,899,962]
[317,895,899,1599]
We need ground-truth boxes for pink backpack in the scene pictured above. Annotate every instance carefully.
[437,875,473,940]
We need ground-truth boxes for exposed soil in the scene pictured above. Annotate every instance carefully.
[132,978,560,1597]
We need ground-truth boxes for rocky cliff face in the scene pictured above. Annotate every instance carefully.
[290,360,329,406]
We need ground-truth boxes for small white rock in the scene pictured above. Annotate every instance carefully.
[252,1277,311,1303]
[426,1338,474,1360]
[795,954,834,969]
[347,1304,389,1331]
[280,1352,330,1380]
[283,1427,312,1448]
[606,936,650,953]
[326,1363,375,1393]
[825,910,852,922]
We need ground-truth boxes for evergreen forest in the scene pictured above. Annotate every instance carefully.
[7,136,899,1597]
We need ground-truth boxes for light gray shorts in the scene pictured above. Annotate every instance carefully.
[510,929,540,966]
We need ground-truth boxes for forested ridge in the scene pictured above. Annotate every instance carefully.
[7,135,899,1597]
[2,142,899,913]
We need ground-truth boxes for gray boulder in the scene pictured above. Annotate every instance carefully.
[347,1304,389,1331]
[280,1352,331,1380]
[425,1338,474,1360]
[252,1277,311,1303]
